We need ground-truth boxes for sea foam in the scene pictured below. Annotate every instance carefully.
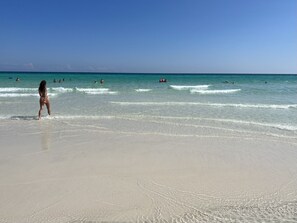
[198,117,297,131]
[75,88,109,92]
[170,85,210,90]
[51,87,73,92]
[75,88,117,95]
[135,89,152,92]
[190,89,241,94]
[110,101,297,109]
[85,91,118,95]
[0,93,38,97]
[0,87,37,92]
[0,93,57,97]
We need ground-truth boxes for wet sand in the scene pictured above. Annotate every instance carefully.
[0,119,297,223]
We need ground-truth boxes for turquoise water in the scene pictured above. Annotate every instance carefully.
[0,72,296,135]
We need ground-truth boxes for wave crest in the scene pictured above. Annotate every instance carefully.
[0,87,37,92]
[0,93,57,97]
[190,89,241,94]
[170,85,210,90]
[135,89,152,92]
[51,87,73,93]
[75,87,117,94]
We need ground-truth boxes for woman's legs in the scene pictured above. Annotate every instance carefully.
[38,98,50,119]
[46,101,51,115]
[38,101,43,119]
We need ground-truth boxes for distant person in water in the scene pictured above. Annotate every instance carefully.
[100,79,104,84]
[16,77,20,81]
[38,80,51,120]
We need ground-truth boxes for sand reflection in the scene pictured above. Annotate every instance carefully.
[38,121,52,150]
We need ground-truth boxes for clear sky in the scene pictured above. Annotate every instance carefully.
[0,0,296,73]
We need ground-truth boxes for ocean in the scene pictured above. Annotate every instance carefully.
[0,72,296,137]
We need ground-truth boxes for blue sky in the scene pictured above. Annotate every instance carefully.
[0,0,296,73]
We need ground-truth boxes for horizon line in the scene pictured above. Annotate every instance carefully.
[0,71,296,75]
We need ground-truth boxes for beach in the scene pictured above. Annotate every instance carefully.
[1,0,297,221]
[0,73,297,222]
[1,118,297,222]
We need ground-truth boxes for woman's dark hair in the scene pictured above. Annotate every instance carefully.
[39,80,46,93]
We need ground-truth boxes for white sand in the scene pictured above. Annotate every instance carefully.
[0,119,297,223]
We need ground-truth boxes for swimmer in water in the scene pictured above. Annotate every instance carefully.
[38,80,51,120]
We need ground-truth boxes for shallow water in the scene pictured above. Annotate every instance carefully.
[0,73,296,137]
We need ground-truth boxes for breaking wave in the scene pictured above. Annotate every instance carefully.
[135,89,152,92]
[75,88,117,95]
[190,89,241,94]
[170,85,210,90]
[0,87,37,92]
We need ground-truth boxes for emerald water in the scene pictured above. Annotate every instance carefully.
[0,72,296,136]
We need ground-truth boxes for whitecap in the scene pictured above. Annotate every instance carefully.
[0,93,39,97]
[0,87,37,92]
[170,85,210,90]
[51,87,73,93]
[75,87,117,95]
[135,89,152,92]
[190,89,241,94]
[75,88,109,92]
[0,93,57,97]
[84,91,118,95]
